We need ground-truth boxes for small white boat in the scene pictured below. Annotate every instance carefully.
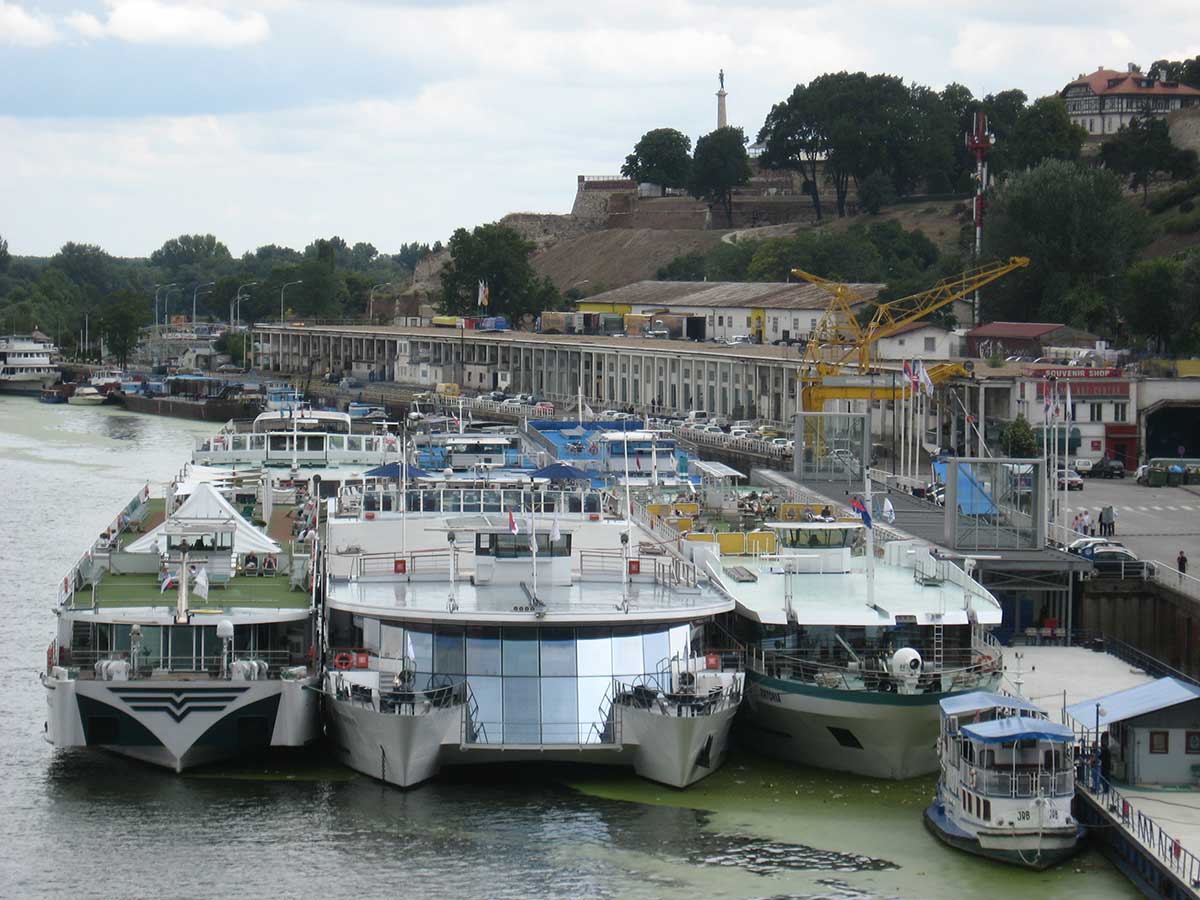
[924,692,1085,869]
[67,386,106,406]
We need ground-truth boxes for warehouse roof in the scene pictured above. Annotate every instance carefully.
[582,279,886,311]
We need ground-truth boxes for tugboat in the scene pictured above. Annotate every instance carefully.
[924,692,1085,869]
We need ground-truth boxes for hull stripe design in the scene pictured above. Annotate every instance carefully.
[109,686,250,723]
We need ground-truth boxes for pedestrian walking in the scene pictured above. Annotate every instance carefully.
[1111,506,1118,536]
[1100,505,1114,537]
[1083,509,1092,536]
[1180,551,1189,578]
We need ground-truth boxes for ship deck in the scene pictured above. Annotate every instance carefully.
[72,572,308,611]
[724,558,1002,627]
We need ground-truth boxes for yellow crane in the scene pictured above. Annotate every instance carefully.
[791,256,1029,411]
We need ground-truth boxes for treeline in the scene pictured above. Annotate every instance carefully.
[0,233,443,357]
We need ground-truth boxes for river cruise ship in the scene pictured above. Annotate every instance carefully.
[0,334,59,394]
[696,519,1003,780]
[318,480,744,789]
[42,481,320,771]
[924,692,1083,869]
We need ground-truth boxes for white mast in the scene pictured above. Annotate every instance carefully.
[176,546,190,624]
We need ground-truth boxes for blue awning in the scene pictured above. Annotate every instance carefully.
[1065,677,1200,728]
[530,463,590,481]
[961,716,1074,744]
[940,691,1044,717]
[363,462,431,479]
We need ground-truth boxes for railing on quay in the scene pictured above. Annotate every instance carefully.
[1079,770,1200,890]
[671,424,793,462]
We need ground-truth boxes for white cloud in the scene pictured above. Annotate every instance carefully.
[0,2,59,46]
[65,1,270,47]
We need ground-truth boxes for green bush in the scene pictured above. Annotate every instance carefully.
[1149,176,1200,214]
[1165,211,1200,234]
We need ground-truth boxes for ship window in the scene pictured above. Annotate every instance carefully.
[612,626,644,676]
[540,677,578,743]
[466,626,501,675]
[539,628,576,676]
[827,726,863,749]
[502,627,539,676]
[577,627,613,676]
[502,678,540,743]
[434,626,465,675]
[982,799,992,821]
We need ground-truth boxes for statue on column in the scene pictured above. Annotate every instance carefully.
[719,69,725,90]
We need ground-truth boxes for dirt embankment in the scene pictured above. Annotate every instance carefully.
[531,228,729,294]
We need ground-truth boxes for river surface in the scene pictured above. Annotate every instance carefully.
[0,396,1136,899]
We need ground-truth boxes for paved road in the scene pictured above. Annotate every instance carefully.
[1059,477,1200,570]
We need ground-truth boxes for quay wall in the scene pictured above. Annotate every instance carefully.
[1080,579,1200,679]
[121,394,262,422]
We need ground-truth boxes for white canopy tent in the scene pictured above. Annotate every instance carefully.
[125,482,282,556]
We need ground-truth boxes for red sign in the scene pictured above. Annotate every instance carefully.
[1023,366,1121,379]
[1091,440,1102,451]
[1035,381,1129,397]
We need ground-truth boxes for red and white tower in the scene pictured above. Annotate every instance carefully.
[965,109,994,326]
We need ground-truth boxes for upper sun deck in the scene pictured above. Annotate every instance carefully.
[702,535,1002,627]
[324,510,732,625]
[64,572,311,623]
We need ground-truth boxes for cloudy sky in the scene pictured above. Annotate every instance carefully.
[2,0,1198,258]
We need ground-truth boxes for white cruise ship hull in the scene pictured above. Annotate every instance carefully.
[43,669,319,771]
[0,372,59,394]
[743,671,1001,780]
[325,681,741,790]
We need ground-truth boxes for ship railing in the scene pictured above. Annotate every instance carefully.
[331,673,469,716]
[577,549,698,590]
[64,649,300,679]
[463,718,622,747]
[753,648,999,691]
[1079,770,1200,886]
[612,675,741,718]
[352,548,455,578]
[967,765,1074,798]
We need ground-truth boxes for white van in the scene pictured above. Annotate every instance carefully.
[686,410,710,424]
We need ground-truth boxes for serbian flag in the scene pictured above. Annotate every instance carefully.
[508,510,518,534]
[851,497,872,529]
[903,360,916,389]
[160,573,176,594]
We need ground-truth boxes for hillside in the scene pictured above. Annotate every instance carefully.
[530,228,729,295]
[809,198,968,254]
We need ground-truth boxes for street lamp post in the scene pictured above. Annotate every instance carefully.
[280,280,303,324]
[235,282,257,370]
[192,281,215,324]
[368,282,392,321]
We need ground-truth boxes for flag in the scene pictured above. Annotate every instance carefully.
[918,362,935,397]
[508,510,518,535]
[193,567,210,600]
[882,497,896,524]
[1065,380,1073,423]
[903,360,915,390]
[160,573,175,594]
[850,497,872,529]
[550,511,561,543]
[1043,385,1052,426]
[477,280,489,308]
[635,453,642,471]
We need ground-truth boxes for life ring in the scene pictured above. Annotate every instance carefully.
[589,443,598,453]
[334,652,353,671]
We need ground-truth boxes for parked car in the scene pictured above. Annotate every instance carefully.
[1057,469,1084,491]
[1088,457,1125,479]
[1090,546,1148,578]
[1067,537,1123,556]
[725,335,753,346]
[339,377,363,390]
[533,401,555,413]
[1072,458,1094,476]
[501,398,524,408]
[483,390,507,401]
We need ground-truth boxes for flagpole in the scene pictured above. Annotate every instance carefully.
[863,460,875,609]
[899,378,907,486]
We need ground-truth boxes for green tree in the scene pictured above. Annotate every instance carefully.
[50,242,119,302]
[688,126,752,224]
[150,234,232,271]
[1148,58,1200,87]
[100,291,148,366]
[1000,414,1039,457]
[1007,97,1087,171]
[858,170,896,214]
[656,252,706,281]
[757,84,829,220]
[439,223,560,320]
[980,89,1028,175]
[983,159,1150,328]
[620,128,692,195]
[1100,117,1200,205]
[0,234,9,273]
[1121,258,1183,352]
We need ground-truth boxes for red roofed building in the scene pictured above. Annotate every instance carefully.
[1062,64,1200,137]
[965,322,1098,358]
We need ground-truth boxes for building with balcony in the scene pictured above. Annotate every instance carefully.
[1061,65,1200,137]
